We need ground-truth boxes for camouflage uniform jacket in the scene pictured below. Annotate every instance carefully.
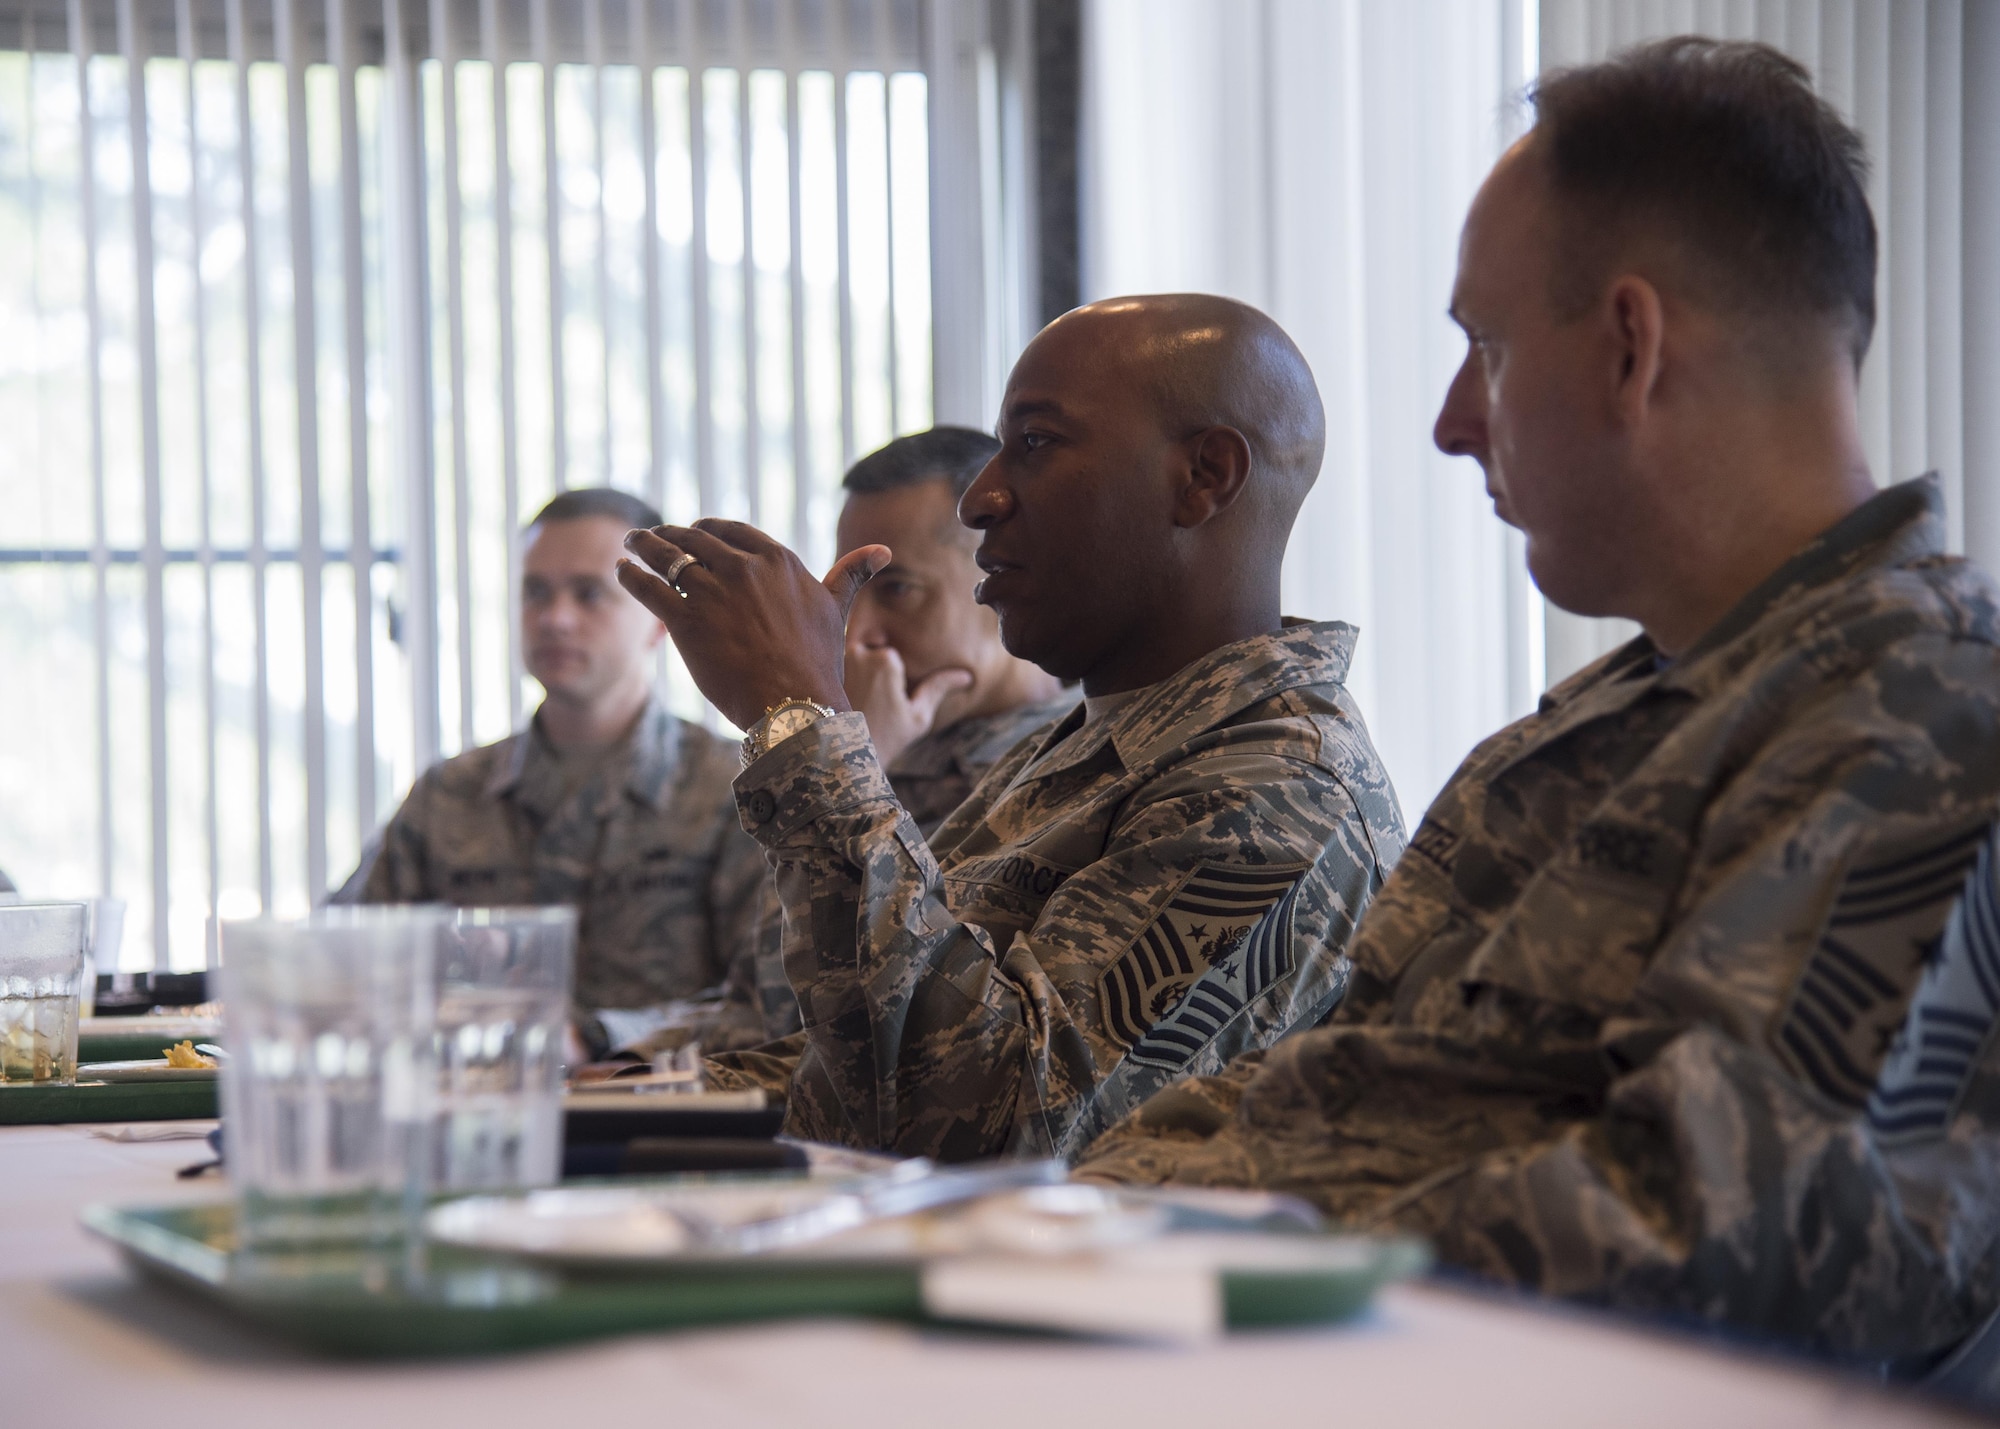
[1075,476,2000,1367]
[712,619,1406,1161]
[887,692,1078,836]
[726,691,1083,1046]
[337,696,771,1033]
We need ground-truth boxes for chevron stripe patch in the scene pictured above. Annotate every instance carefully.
[1099,863,1307,1070]
[1866,827,2000,1144]
[1774,823,1990,1124]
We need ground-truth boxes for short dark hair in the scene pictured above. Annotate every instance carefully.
[526,486,663,533]
[842,427,1001,501]
[1530,37,1877,368]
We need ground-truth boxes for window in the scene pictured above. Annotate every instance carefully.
[0,0,998,968]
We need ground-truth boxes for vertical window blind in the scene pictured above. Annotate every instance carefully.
[0,0,984,970]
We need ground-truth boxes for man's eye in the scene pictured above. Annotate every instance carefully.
[1020,431,1051,452]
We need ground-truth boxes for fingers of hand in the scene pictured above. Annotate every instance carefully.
[653,524,744,571]
[691,517,784,556]
[623,527,687,575]
[909,666,974,720]
[869,644,908,683]
[616,558,689,623]
[824,544,893,614]
[622,529,717,602]
[842,644,903,701]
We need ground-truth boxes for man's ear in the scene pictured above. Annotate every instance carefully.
[1173,425,1254,528]
[1605,273,1667,426]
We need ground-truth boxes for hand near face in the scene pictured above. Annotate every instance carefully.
[616,519,890,730]
[845,643,974,768]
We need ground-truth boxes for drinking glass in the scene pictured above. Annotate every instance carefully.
[0,902,89,1085]
[80,897,126,1016]
[433,907,575,1192]
[218,907,445,1247]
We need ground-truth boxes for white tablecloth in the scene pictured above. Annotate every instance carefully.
[0,1123,1979,1428]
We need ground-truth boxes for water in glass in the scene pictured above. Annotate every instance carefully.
[432,908,574,1192]
[0,903,89,1086]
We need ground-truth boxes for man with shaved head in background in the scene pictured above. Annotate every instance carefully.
[619,294,1405,1160]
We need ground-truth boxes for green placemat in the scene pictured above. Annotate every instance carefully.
[0,1078,217,1124]
[78,1030,211,1064]
[84,1198,1426,1358]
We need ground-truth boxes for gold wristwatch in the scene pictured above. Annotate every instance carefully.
[740,698,838,767]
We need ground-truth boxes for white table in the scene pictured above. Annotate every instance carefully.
[0,1123,1979,1428]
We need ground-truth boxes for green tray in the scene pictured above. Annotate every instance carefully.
[83,1197,1427,1358]
[0,1078,217,1124]
[78,1029,209,1063]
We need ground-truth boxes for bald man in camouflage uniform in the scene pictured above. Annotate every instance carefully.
[718,430,1079,1047]
[1077,42,2000,1371]
[621,296,1405,1161]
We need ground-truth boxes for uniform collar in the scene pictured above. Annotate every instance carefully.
[1026,619,1357,779]
[485,693,683,817]
[890,692,1080,780]
[1536,474,1945,718]
[1669,473,1944,674]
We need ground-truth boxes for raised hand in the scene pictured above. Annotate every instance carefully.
[617,518,891,730]
[844,642,974,768]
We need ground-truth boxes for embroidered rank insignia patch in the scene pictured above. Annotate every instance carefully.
[1867,827,2000,1145]
[1774,824,1989,1117]
[1100,863,1308,1071]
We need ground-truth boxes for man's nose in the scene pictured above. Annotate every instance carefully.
[534,593,577,626]
[1433,353,1487,460]
[958,455,1012,530]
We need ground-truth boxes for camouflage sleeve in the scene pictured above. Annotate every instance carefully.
[1380,656,2000,1359]
[332,775,438,904]
[1077,635,2000,1361]
[706,1028,812,1099]
[702,879,795,1043]
[699,820,793,1050]
[736,711,1381,1162]
[612,825,790,1059]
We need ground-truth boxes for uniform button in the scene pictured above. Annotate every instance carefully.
[745,789,777,825]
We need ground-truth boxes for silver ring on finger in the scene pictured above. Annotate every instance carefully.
[664,551,701,594]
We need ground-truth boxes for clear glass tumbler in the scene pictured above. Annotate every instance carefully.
[0,902,89,1086]
[218,906,445,1246]
[433,907,575,1192]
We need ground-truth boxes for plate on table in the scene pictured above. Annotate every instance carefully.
[77,1059,218,1083]
[423,1176,1428,1342]
[425,1174,1405,1267]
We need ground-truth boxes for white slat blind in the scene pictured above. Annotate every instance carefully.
[1081,0,1544,825]
[0,0,992,969]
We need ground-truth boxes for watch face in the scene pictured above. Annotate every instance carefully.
[766,705,818,744]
